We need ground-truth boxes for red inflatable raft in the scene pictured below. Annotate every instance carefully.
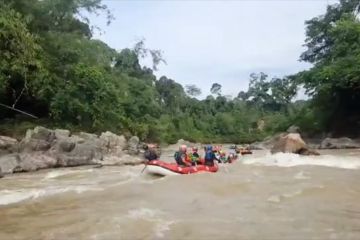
[145,160,219,176]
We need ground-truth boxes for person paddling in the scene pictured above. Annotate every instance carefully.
[144,144,159,161]
[189,147,201,166]
[174,145,190,166]
[204,145,217,166]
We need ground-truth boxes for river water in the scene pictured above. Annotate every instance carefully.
[0,148,360,240]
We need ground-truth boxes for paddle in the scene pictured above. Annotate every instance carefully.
[141,161,148,173]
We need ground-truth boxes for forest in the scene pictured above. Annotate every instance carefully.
[1,0,359,143]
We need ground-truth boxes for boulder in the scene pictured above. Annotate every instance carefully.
[0,135,18,156]
[320,137,360,149]
[19,153,57,172]
[99,131,127,155]
[58,140,76,152]
[128,136,140,155]
[54,129,70,139]
[78,132,98,141]
[250,133,286,150]
[287,125,300,133]
[0,167,3,178]
[30,126,55,142]
[19,126,55,152]
[271,133,320,155]
[0,154,21,174]
[55,142,102,167]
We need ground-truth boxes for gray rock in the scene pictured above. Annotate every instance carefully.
[271,133,319,155]
[19,126,56,152]
[19,153,57,172]
[54,129,70,139]
[128,136,140,155]
[0,154,21,174]
[0,135,18,149]
[31,126,55,141]
[99,131,127,155]
[319,137,360,149]
[287,125,300,133]
[58,140,76,152]
[0,135,18,155]
[55,143,102,167]
[78,132,98,141]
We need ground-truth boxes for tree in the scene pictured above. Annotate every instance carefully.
[210,83,222,96]
[0,3,44,117]
[185,84,202,97]
[133,39,166,71]
[298,0,360,135]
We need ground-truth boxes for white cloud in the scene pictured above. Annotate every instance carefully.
[91,0,335,98]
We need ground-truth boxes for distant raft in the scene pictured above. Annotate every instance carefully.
[145,160,219,176]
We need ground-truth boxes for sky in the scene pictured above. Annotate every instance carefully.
[90,0,336,98]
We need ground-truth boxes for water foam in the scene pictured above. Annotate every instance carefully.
[44,169,94,179]
[243,152,360,170]
[0,185,101,206]
[126,208,173,238]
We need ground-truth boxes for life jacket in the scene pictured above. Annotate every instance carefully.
[205,150,214,160]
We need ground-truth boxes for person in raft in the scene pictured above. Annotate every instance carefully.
[144,144,159,161]
[218,150,227,163]
[189,147,202,166]
[174,145,190,166]
[204,145,217,166]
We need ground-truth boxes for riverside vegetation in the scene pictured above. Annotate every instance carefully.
[1,0,360,144]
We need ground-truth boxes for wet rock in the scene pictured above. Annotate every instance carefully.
[58,140,76,152]
[0,135,18,156]
[128,136,140,155]
[271,133,320,155]
[250,133,286,150]
[19,153,57,172]
[19,126,55,152]
[99,131,127,155]
[78,132,98,141]
[319,137,360,149]
[55,142,102,167]
[0,154,21,174]
[54,129,70,139]
[31,126,55,142]
[287,125,300,133]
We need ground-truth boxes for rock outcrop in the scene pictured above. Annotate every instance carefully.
[319,137,360,149]
[270,133,320,155]
[250,133,286,150]
[127,136,140,155]
[0,126,144,176]
[287,125,300,133]
[0,135,18,156]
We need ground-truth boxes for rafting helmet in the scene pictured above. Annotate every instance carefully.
[206,145,213,151]
[180,145,187,152]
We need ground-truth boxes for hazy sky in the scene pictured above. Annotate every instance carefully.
[90,0,335,98]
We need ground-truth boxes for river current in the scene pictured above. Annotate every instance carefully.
[0,148,360,240]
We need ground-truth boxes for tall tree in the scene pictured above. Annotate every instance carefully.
[210,83,222,96]
[185,84,202,97]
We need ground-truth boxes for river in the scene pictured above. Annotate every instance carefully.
[0,148,360,240]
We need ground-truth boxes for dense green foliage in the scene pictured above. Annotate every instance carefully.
[0,0,359,142]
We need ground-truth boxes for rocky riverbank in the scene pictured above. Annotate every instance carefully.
[0,126,144,177]
[1,125,359,178]
[250,126,360,151]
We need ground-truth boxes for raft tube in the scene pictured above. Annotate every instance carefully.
[146,160,219,176]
